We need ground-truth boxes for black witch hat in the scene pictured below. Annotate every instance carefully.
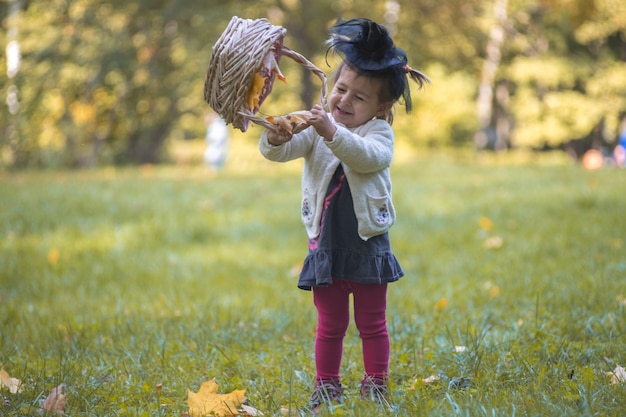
[327,18,407,71]
[326,18,430,112]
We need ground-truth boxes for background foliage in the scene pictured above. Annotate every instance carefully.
[1,0,626,168]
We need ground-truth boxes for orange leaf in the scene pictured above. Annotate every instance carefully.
[48,248,60,265]
[187,379,247,417]
[0,368,22,394]
[434,298,448,311]
[40,383,66,413]
[478,216,494,231]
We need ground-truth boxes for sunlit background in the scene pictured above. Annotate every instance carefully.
[1,0,625,168]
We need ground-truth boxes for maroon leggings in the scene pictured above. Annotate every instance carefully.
[312,279,389,381]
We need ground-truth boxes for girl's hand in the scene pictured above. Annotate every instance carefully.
[267,127,292,146]
[308,104,337,141]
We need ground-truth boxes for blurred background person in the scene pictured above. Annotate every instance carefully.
[204,112,230,170]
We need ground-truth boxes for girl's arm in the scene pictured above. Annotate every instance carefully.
[259,127,316,162]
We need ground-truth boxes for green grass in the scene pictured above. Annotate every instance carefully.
[1,145,626,416]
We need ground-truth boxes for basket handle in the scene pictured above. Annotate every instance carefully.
[239,45,328,133]
[280,45,328,109]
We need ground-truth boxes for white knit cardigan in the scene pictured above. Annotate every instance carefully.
[259,117,397,241]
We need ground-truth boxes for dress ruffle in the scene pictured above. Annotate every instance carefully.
[298,248,403,290]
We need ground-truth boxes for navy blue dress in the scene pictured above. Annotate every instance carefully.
[298,165,404,290]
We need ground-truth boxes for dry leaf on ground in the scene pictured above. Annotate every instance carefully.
[409,374,441,389]
[241,403,263,416]
[422,375,442,384]
[280,405,301,416]
[484,236,503,249]
[187,378,257,417]
[606,365,626,384]
[0,369,22,394]
[40,384,66,413]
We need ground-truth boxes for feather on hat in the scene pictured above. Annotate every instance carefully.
[327,18,406,71]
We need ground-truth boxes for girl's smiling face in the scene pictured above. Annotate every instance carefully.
[329,65,392,128]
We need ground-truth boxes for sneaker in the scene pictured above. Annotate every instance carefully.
[360,376,390,406]
[303,378,344,415]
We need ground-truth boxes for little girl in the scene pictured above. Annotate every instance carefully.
[259,18,429,413]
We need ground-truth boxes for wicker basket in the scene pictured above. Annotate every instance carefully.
[204,16,327,132]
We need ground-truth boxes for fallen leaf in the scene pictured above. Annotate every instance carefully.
[422,375,441,384]
[48,248,60,265]
[434,298,448,311]
[187,379,247,417]
[484,236,503,249]
[478,216,494,231]
[40,384,66,413]
[241,403,264,416]
[409,374,441,389]
[606,365,626,384]
[0,369,22,394]
[280,406,301,416]
[489,285,500,297]
[483,281,501,297]
[288,262,303,278]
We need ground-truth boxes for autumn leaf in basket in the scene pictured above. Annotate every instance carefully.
[246,51,286,113]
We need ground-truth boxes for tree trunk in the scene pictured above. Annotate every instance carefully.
[474,0,508,150]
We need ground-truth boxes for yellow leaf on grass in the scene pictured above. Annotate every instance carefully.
[434,298,448,311]
[48,248,60,265]
[40,384,66,413]
[0,368,22,394]
[187,379,247,417]
[478,217,494,231]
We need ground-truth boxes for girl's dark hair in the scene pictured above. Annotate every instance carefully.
[326,18,430,124]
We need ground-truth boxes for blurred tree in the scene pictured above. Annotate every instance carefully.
[495,0,626,153]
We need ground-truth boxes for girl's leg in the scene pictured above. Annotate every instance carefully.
[312,281,351,380]
[352,282,389,378]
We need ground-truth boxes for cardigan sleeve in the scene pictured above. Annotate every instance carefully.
[259,127,316,162]
[324,120,394,174]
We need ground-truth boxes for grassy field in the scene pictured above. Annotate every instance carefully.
[1,143,626,416]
